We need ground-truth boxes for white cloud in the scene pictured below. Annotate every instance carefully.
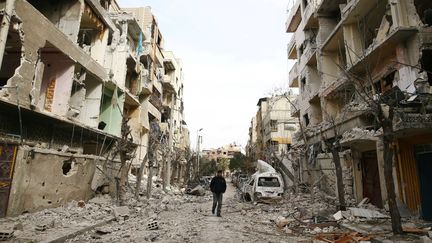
[118,0,292,149]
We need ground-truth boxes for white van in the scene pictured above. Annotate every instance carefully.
[242,171,284,202]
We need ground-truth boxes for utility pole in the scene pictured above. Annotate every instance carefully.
[196,128,203,178]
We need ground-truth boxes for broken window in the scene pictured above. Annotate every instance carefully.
[99,0,111,10]
[270,140,279,152]
[125,57,139,95]
[358,0,388,50]
[303,113,310,126]
[270,120,278,132]
[414,0,432,26]
[78,5,106,54]
[258,177,280,187]
[300,77,306,91]
[302,0,308,9]
[0,22,22,89]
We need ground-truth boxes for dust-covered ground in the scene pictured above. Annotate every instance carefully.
[68,181,304,243]
[1,179,430,243]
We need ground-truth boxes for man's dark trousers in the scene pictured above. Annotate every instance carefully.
[212,192,223,216]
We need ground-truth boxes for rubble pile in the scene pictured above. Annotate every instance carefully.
[0,195,114,242]
[340,127,382,144]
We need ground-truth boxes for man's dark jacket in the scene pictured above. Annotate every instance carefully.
[210,176,227,194]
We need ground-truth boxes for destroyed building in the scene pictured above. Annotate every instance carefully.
[247,95,298,161]
[286,0,432,219]
[0,0,190,218]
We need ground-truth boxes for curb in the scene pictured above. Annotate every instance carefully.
[44,217,116,243]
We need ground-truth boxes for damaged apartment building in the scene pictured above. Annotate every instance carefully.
[0,0,190,218]
[246,95,298,164]
[286,0,432,219]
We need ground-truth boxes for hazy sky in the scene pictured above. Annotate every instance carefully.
[119,0,292,150]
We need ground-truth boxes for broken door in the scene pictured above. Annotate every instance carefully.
[361,150,383,208]
[416,147,432,220]
[0,144,17,218]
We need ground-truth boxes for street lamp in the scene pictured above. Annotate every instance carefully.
[196,128,203,177]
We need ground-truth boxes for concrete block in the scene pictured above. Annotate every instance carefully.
[147,221,159,230]
[113,206,130,219]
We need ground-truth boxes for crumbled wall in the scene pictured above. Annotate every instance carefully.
[7,147,97,216]
[2,0,107,109]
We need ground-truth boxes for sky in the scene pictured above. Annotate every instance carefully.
[118,0,293,150]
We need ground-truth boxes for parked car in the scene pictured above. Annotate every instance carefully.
[242,160,284,202]
[242,171,284,202]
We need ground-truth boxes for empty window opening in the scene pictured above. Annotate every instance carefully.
[270,140,279,151]
[270,120,278,132]
[358,0,388,51]
[78,5,106,52]
[421,50,432,86]
[0,23,22,89]
[415,1,432,26]
[303,0,308,9]
[300,77,306,91]
[99,0,111,10]
[125,58,139,95]
[303,114,310,126]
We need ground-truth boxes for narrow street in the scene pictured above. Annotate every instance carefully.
[68,180,300,243]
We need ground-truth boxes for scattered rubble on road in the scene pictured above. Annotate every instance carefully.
[1,179,431,242]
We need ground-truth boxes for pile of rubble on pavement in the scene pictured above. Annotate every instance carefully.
[235,186,432,243]
[0,174,210,242]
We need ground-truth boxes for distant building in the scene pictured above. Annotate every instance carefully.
[247,95,298,161]
[202,143,242,162]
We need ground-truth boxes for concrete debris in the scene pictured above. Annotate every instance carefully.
[147,221,159,230]
[333,211,344,221]
[0,228,14,241]
[348,207,390,219]
[113,206,130,220]
[420,236,432,243]
[186,185,206,196]
[357,197,370,207]
[340,127,381,144]
[275,216,291,228]
[95,226,113,235]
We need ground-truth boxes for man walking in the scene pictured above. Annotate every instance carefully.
[210,170,227,217]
